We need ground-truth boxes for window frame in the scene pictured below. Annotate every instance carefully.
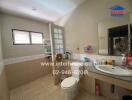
[12,29,44,45]
[52,25,65,54]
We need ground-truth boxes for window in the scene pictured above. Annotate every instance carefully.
[31,32,43,44]
[12,29,43,44]
[13,30,30,44]
[53,27,64,54]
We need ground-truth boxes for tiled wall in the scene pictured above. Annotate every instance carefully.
[72,53,122,65]
[5,57,52,90]
[0,70,9,100]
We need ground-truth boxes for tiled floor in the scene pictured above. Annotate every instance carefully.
[10,74,110,100]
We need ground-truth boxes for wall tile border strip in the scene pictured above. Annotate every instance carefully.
[4,54,47,65]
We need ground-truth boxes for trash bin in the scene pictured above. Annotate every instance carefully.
[123,95,132,100]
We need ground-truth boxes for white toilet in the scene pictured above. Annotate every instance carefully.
[61,62,83,100]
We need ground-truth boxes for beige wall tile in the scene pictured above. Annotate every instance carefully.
[0,69,9,100]
[5,58,52,89]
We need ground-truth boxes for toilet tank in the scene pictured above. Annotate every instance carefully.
[71,62,83,79]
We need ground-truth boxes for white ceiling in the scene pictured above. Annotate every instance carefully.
[0,0,86,22]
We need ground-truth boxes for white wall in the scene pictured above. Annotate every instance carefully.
[1,14,50,59]
[0,14,9,100]
[56,0,132,54]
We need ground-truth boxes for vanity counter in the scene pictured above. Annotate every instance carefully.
[85,65,132,82]
[85,65,132,90]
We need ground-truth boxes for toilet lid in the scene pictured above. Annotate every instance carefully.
[61,77,77,88]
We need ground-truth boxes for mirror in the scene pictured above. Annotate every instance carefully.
[130,13,132,51]
[98,14,130,56]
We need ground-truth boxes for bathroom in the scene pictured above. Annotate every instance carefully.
[0,0,132,100]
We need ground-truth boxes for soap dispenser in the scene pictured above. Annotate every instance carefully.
[122,54,126,66]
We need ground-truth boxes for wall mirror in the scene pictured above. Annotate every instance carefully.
[130,13,132,51]
[98,14,130,56]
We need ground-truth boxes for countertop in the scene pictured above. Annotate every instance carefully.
[64,59,132,82]
[85,64,132,83]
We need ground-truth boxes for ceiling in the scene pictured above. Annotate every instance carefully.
[0,0,86,22]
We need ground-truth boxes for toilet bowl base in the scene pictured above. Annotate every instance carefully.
[63,86,78,100]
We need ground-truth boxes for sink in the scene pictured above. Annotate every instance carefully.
[95,65,132,76]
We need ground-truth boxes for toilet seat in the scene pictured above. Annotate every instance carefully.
[61,77,78,88]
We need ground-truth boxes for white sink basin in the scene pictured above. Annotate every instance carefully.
[95,65,132,76]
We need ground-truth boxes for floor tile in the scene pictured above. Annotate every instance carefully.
[10,74,112,100]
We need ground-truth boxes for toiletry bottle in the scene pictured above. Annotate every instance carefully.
[122,54,126,66]
[127,52,132,65]
[107,58,112,65]
[95,83,100,96]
